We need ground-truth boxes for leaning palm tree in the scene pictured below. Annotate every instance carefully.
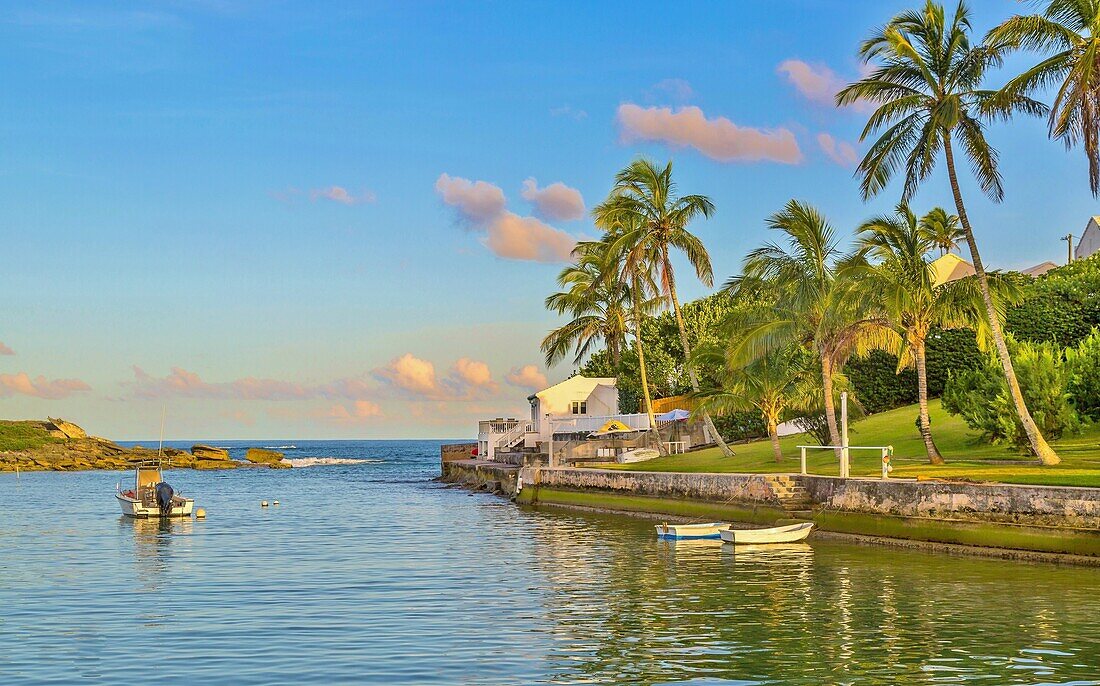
[693,343,815,462]
[725,200,900,454]
[987,1,1100,195]
[854,203,1020,464]
[595,158,733,456]
[837,1,1060,464]
[920,207,964,256]
[542,240,631,369]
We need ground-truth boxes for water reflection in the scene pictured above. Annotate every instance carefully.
[122,516,192,591]
[521,507,1100,685]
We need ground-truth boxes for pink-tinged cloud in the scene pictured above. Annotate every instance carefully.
[451,358,496,390]
[777,59,874,113]
[128,366,374,402]
[328,400,383,423]
[817,132,858,167]
[521,178,585,222]
[0,341,13,355]
[506,365,547,390]
[373,353,439,396]
[617,104,802,164]
[0,372,90,400]
[310,186,375,205]
[483,212,577,263]
[434,173,507,223]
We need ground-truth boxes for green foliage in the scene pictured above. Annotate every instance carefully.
[1005,255,1100,348]
[1065,328,1100,420]
[942,338,1080,447]
[0,421,61,452]
[845,351,918,414]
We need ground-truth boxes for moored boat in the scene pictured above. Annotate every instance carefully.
[719,522,814,545]
[116,460,194,518]
[655,522,731,540]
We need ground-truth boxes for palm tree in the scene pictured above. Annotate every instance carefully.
[542,241,631,369]
[694,344,814,462]
[987,1,1100,195]
[854,203,1018,464]
[837,1,1060,464]
[725,200,899,454]
[920,207,964,255]
[595,158,734,457]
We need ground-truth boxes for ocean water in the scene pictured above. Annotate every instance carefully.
[2,439,1100,685]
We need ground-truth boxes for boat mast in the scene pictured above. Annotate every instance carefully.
[157,405,166,465]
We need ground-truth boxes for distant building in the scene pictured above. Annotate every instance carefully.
[1021,261,1058,278]
[930,252,975,286]
[1075,216,1100,260]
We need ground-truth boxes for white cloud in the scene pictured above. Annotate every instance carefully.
[777,59,874,113]
[505,365,548,390]
[0,372,90,399]
[310,186,375,205]
[520,178,585,222]
[434,173,506,223]
[647,78,694,102]
[616,104,802,164]
[817,132,859,167]
[483,212,577,263]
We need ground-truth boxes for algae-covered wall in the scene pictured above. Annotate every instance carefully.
[803,477,1100,528]
[526,467,783,505]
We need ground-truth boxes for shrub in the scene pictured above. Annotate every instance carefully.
[1065,328,1100,420]
[942,337,1080,447]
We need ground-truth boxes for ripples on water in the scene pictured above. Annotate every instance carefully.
[1,440,1099,685]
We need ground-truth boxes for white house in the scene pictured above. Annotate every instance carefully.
[477,376,650,461]
[1075,216,1100,261]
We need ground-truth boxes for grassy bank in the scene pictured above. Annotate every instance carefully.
[0,420,63,452]
[606,400,1100,487]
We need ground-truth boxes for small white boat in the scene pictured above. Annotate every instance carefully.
[719,522,814,545]
[655,522,730,540]
[116,460,194,518]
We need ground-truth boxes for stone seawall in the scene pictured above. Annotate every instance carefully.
[803,477,1100,528]
[440,442,477,463]
[439,460,1100,559]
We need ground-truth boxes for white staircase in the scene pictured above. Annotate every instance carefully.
[495,421,532,452]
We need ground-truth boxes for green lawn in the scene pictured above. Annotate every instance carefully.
[0,420,62,452]
[604,400,1100,487]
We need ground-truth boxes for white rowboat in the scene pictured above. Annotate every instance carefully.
[719,522,814,545]
[655,522,730,540]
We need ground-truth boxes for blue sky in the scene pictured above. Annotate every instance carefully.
[1,1,1096,440]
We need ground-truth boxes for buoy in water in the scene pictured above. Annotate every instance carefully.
[195,508,206,519]
[261,500,269,507]
[273,500,280,506]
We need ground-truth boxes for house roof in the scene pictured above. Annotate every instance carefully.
[1074,216,1100,255]
[929,252,975,287]
[1022,261,1058,278]
[526,375,617,402]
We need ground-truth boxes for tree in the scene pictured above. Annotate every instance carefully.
[837,0,1060,464]
[987,0,1100,195]
[853,203,1019,463]
[693,343,814,462]
[920,207,964,255]
[725,200,899,455]
[542,240,631,369]
[595,158,733,456]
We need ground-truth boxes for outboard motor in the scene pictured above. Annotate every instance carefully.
[155,482,175,516]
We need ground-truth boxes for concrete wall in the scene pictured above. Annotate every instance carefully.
[525,467,783,505]
[441,442,477,463]
[803,476,1100,529]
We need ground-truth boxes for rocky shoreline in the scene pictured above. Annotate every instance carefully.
[0,418,292,472]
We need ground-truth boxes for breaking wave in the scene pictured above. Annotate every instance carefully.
[265,445,297,450]
[283,457,384,468]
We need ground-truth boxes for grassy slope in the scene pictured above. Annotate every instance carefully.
[607,400,1100,487]
[0,420,62,452]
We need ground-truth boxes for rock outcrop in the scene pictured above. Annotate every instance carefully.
[46,417,87,440]
[245,448,291,468]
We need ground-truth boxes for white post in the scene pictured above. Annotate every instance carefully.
[840,392,850,478]
[800,446,807,475]
[546,413,554,468]
[881,448,889,480]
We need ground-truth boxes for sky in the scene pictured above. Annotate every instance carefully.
[1,1,1097,441]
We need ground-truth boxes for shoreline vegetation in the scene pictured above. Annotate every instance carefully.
[0,418,290,472]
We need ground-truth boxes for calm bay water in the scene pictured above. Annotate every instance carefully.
[2,439,1099,685]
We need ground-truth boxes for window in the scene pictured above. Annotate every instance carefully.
[571,401,587,415]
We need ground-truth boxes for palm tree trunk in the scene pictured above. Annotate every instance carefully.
[943,137,1059,465]
[767,418,782,462]
[914,340,943,465]
[821,356,842,458]
[631,282,664,456]
[663,252,734,457]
